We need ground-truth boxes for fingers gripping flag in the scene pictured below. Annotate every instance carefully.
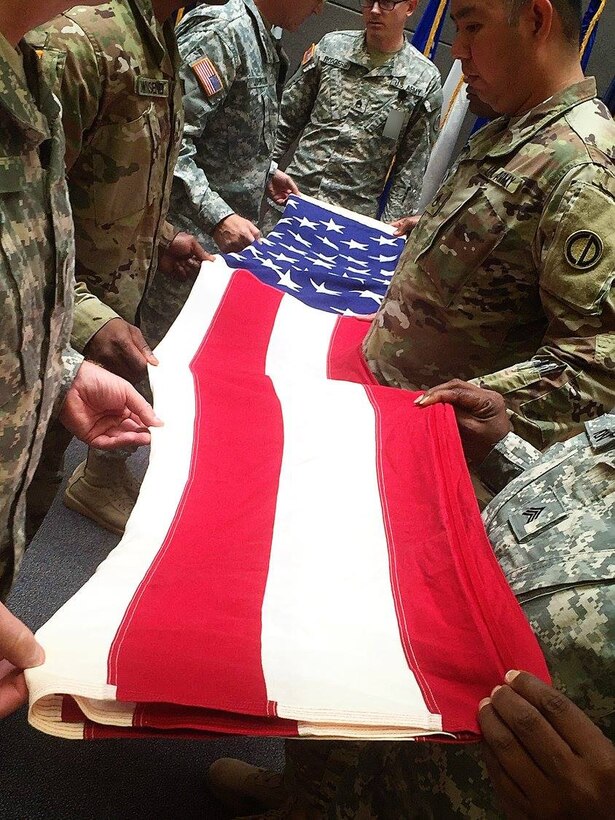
[26,197,549,742]
[224,194,406,315]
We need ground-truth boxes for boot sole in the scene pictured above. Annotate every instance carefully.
[63,490,127,536]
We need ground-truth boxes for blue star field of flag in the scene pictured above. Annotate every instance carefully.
[223,195,405,316]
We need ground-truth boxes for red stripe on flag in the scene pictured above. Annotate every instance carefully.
[327,323,550,735]
[108,269,285,716]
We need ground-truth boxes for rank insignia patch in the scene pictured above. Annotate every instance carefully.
[564,230,603,270]
[191,56,223,97]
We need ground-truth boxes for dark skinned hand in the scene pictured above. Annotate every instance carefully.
[84,317,157,384]
[415,379,512,464]
[480,671,615,820]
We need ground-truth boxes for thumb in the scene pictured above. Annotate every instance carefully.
[122,382,163,429]
[190,239,211,262]
[0,603,44,670]
[129,326,159,367]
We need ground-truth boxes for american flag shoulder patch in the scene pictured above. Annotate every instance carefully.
[191,56,223,97]
[301,43,316,67]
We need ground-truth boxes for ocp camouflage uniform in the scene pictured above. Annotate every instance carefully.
[270,30,442,222]
[25,0,184,352]
[364,79,615,450]
[279,414,615,819]
[140,0,287,346]
[0,33,81,600]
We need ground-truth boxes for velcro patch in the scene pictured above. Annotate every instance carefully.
[564,230,603,271]
[301,43,316,66]
[191,56,223,97]
[136,76,170,98]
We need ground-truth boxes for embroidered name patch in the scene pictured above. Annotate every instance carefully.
[136,77,170,97]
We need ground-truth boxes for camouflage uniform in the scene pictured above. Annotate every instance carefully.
[271,30,442,222]
[25,0,184,351]
[140,0,287,346]
[0,33,81,600]
[280,414,615,819]
[364,79,615,450]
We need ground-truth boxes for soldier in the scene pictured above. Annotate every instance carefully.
[264,0,442,229]
[363,0,615,450]
[0,0,161,717]
[24,0,211,537]
[206,382,615,818]
[139,0,323,349]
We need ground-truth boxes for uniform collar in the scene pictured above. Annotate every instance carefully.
[344,31,410,78]
[469,78,598,158]
[243,0,279,65]
[128,0,171,70]
[0,33,50,144]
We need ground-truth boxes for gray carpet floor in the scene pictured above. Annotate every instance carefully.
[0,439,283,820]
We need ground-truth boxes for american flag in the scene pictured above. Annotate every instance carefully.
[191,55,223,97]
[27,229,549,741]
[224,194,406,315]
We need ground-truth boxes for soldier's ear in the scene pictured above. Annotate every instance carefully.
[406,0,419,19]
[521,0,554,43]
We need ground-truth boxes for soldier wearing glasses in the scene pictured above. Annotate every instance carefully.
[263,0,442,228]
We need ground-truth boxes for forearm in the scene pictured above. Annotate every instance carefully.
[174,138,234,234]
[71,282,120,352]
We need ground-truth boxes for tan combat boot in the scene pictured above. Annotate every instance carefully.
[206,758,288,816]
[63,450,141,535]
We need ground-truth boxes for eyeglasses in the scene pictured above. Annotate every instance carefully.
[360,0,408,10]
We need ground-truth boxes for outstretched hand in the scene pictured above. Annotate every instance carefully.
[266,169,299,205]
[0,603,44,719]
[480,671,615,819]
[415,380,511,464]
[60,360,163,449]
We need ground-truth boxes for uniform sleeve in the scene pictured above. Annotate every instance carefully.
[71,281,120,352]
[476,164,615,449]
[273,48,321,163]
[383,74,442,222]
[52,346,84,417]
[158,220,179,250]
[173,31,239,234]
[477,432,542,495]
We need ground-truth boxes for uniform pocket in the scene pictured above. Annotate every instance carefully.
[74,104,156,225]
[414,188,506,305]
[247,75,274,151]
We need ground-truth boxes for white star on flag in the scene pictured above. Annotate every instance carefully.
[285,198,298,208]
[289,232,312,248]
[273,252,298,263]
[316,253,337,263]
[321,218,345,233]
[245,245,262,257]
[332,307,363,316]
[341,239,369,251]
[372,235,401,246]
[297,217,318,229]
[340,255,367,266]
[277,269,302,292]
[287,246,307,256]
[352,289,383,304]
[309,279,342,296]
[346,266,370,275]
[316,235,339,250]
[369,254,399,263]
[259,237,275,246]
[312,259,336,270]
[261,258,282,273]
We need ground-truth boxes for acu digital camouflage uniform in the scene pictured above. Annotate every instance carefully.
[140,0,287,346]
[0,33,81,600]
[364,79,615,450]
[25,0,184,352]
[277,414,615,819]
[271,30,442,222]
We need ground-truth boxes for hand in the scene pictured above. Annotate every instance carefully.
[0,602,45,719]
[415,380,511,464]
[480,671,615,819]
[390,215,420,236]
[59,360,163,449]
[84,318,158,384]
[266,169,299,205]
[212,214,261,253]
[157,231,214,282]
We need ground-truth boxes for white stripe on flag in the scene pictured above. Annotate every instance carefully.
[260,295,441,730]
[27,260,235,717]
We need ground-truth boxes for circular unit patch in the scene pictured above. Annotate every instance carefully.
[564,230,604,271]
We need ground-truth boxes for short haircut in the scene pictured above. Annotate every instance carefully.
[507,0,581,44]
